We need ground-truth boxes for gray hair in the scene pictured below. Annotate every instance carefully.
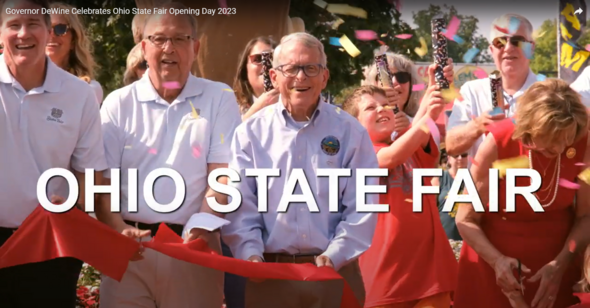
[273,32,327,68]
[142,2,198,39]
[362,51,422,117]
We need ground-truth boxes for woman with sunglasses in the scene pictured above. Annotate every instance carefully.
[45,2,102,104]
[431,152,468,241]
[454,79,590,308]
[363,52,453,145]
[123,43,147,86]
[233,36,279,120]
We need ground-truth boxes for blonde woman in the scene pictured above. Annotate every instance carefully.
[363,52,453,146]
[123,43,147,86]
[45,2,103,104]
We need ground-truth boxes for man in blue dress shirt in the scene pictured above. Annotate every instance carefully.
[222,32,379,308]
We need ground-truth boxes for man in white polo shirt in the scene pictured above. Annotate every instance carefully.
[97,2,241,307]
[570,66,590,108]
[446,13,538,164]
[0,0,107,307]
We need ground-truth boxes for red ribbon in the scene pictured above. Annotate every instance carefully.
[573,293,590,307]
[0,206,360,308]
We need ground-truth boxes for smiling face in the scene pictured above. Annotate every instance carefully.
[1,0,50,69]
[247,41,272,97]
[357,93,396,143]
[489,15,532,78]
[45,14,72,68]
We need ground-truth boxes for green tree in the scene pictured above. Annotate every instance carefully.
[412,4,492,64]
[289,0,419,94]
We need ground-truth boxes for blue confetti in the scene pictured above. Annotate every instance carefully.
[536,74,546,81]
[452,35,465,44]
[508,17,521,34]
[329,37,342,46]
[462,48,480,63]
[511,118,517,125]
[490,107,505,116]
[521,42,533,59]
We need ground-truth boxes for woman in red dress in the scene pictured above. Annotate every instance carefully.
[454,79,590,308]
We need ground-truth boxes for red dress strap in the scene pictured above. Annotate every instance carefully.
[486,118,518,160]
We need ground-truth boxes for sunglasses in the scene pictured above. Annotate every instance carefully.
[452,153,468,158]
[138,60,147,70]
[375,71,411,84]
[492,36,529,49]
[50,23,69,36]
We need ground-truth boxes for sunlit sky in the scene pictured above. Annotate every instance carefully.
[398,0,586,38]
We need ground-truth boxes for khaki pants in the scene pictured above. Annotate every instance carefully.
[100,233,224,308]
[245,260,365,308]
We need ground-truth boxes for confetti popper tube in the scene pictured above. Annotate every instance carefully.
[431,16,450,89]
[261,51,273,92]
[490,70,504,109]
[375,54,400,114]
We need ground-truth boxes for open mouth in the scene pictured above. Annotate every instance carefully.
[291,87,311,92]
[46,43,59,47]
[16,44,34,50]
[376,117,390,123]
[503,56,517,60]
[161,59,177,65]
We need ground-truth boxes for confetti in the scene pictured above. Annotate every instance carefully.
[490,106,505,116]
[339,48,345,52]
[414,37,428,57]
[586,44,590,51]
[450,35,465,44]
[444,16,461,38]
[148,148,157,155]
[412,83,425,91]
[473,68,488,79]
[192,145,201,158]
[508,16,521,34]
[220,134,224,144]
[335,107,341,114]
[536,74,546,81]
[533,29,547,39]
[189,100,199,119]
[222,88,234,92]
[163,81,181,89]
[559,178,580,190]
[339,35,361,57]
[355,30,378,41]
[380,33,388,38]
[350,70,358,75]
[124,145,132,149]
[569,240,577,252]
[326,4,367,19]
[405,199,413,203]
[494,25,509,34]
[395,34,413,39]
[575,162,587,166]
[578,168,590,185]
[332,18,344,30]
[419,124,430,134]
[329,37,342,46]
[377,40,387,46]
[468,157,479,166]
[492,155,529,178]
[521,42,534,59]
[462,48,480,63]
[313,0,328,9]
[441,84,462,102]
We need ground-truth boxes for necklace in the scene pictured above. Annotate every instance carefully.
[528,150,560,207]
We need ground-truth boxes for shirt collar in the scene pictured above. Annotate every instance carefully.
[0,55,62,93]
[276,95,325,127]
[507,69,538,98]
[136,70,203,105]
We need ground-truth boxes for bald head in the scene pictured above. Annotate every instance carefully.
[142,2,198,40]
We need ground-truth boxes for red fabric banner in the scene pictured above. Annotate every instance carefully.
[0,206,360,308]
[572,293,590,307]
[0,206,139,281]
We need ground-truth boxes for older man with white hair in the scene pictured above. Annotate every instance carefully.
[221,32,378,308]
[445,13,538,164]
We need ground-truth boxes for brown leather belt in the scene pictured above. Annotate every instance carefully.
[263,253,317,264]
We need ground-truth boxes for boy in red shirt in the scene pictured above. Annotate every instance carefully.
[341,66,458,308]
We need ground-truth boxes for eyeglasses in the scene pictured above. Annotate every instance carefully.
[147,35,193,48]
[374,71,411,85]
[451,153,468,158]
[51,23,69,36]
[275,64,324,77]
[492,36,529,49]
[138,60,147,70]
[249,54,263,64]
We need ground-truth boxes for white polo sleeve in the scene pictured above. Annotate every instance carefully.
[100,93,125,179]
[71,88,108,173]
[207,88,242,164]
[570,67,590,108]
[447,84,475,131]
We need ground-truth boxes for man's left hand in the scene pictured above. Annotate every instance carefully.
[315,255,334,268]
[183,228,210,244]
[528,260,565,308]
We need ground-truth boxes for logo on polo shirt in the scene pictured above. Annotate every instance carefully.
[47,108,64,124]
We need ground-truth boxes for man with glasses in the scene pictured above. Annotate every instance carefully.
[221,32,377,308]
[98,2,241,307]
[446,14,538,165]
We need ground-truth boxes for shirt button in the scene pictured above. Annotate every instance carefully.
[302,234,307,239]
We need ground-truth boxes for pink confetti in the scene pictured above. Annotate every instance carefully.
[468,157,479,166]
[148,148,157,155]
[559,178,580,190]
[444,16,461,38]
[163,81,181,89]
[569,240,577,252]
[473,68,488,79]
[586,44,590,51]
[192,146,201,158]
[395,34,413,40]
[412,83,425,91]
[355,30,378,41]
[575,162,587,166]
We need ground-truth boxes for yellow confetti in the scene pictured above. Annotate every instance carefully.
[532,29,546,39]
[405,199,413,203]
[124,145,132,149]
[220,134,224,144]
[313,0,328,9]
[492,155,529,178]
[189,100,199,119]
[380,33,388,38]
[335,107,341,114]
[326,4,367,19]
[419,124,430,134]
[441,84,462,102]
[414,37,428,58]
[578,168,590,185]
[222,88,234,92]
[339,48,345,52]
[332,18,344,30]
[339,35,361,57]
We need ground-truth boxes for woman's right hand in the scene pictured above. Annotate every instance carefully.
[253,88,280,108]
[494,255,531,293]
